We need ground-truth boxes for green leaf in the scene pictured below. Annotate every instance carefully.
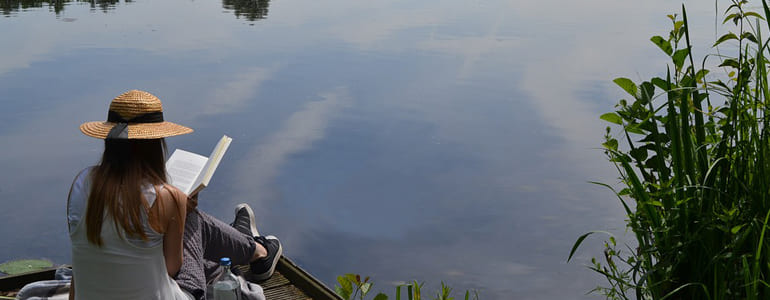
[639,81,655,103]
[609,154,631,163]
[613,77,638,98]
[336,286,352,300]
[650,36,673,56]
[731,225,745,234]
[603,139,618,151]
[374,293,389,300]
[723,13,741,24]
[651,77,668,90]
[345,273,358,283]
[672,48,689,70]
[568,231,611,262]
[673,20,685,32]
[0,259,53,275]
[714,33,738,47]
[719,58,740,69]
[625,124,644,135]
[413,281,423,299]
[337,275,353,298]
[638,120,656,133]
[744,11,764,20]
[741,32,758,43]
[600,112,623,125]
[361,282,372,295]
[695,69,709,82]
[680,74,695,87]
[630,147,648,162]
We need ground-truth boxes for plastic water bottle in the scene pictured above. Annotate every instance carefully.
[212,257,240,300]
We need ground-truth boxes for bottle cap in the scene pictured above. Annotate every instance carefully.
[219,257,231,266]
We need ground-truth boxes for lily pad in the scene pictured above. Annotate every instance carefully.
[0,259,53,275]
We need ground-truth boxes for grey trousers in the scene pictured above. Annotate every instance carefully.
[174,209,264,300]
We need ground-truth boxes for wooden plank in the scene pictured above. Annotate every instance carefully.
[276,257,341,300]
[262,271,291,289]
[235,265,292,289]
[264,284,311,300]
[0,268,56,291]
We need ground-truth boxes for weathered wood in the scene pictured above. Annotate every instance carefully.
[276,257,341,300]
[262,271,291,289]
[264,284,311,300]
[0,268,56,291]
[0,256,340,300]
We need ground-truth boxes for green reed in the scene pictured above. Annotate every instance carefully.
[334,273,479,300]
[569,1,770,299]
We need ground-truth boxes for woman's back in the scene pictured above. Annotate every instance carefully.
[68,168,191,300]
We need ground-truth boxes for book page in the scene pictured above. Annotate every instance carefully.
[166,149,208,195]
[190,135,232,196]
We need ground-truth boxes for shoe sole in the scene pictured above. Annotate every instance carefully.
[251,235,282,282]
[234,203,259,237]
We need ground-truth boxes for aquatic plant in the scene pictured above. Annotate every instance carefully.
[0,259,53,276]
[570,1,770,299]
[335,274,385,300]
[334,273,478,300]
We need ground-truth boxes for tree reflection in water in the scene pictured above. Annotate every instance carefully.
[222,0,270,22]
[2,0,271,22]
[2,0,68,15]
[1,0,126,15]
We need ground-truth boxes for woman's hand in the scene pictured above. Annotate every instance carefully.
[187,193,198,213]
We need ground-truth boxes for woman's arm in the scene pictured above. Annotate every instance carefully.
[158,186,187,277]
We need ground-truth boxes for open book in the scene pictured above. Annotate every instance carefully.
[166,135,232,196]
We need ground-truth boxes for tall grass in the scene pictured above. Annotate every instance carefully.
[569,1,770,299]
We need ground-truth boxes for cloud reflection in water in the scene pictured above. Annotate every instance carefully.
[0,0,726,298]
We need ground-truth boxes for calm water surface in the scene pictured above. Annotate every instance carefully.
[0,0,720,298]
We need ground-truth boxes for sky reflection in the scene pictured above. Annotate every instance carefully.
[0,0,725,298]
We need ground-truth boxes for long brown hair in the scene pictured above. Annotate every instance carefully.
[85,138,167,246]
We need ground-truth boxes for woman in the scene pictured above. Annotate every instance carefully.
[67,90,282,300]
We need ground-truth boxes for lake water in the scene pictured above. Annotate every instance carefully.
[0,0,722,298]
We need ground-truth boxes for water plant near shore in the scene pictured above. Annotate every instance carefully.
[334,273,478,300]
[570,1,770,299]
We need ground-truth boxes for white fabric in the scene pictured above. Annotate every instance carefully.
[67,167,193,300]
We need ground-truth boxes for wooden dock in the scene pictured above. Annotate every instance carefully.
[249,256,340,300]
[1,256,341,300]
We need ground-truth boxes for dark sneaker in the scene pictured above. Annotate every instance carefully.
[250,235,282,281]
[231,203,259,237]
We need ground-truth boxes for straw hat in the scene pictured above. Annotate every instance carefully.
[80,90,193,139]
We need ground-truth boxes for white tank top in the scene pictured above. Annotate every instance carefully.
[67,167,193,300]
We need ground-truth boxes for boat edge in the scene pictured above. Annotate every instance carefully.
[276,256,343,300]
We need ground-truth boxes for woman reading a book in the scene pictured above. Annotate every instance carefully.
[67,90,282,300]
